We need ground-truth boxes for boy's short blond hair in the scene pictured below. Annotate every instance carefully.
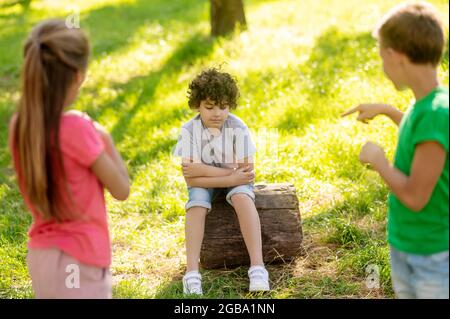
[374,2,445,66]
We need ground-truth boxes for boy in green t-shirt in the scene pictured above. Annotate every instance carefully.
[343,2,448,298]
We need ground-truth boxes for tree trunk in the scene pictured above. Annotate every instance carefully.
[200,183,303,269]
[210,0,247,37]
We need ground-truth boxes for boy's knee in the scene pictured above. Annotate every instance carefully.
[186,206,208,215]
[230,193,252,203]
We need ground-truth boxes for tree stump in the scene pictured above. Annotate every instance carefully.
[200,183,303,269]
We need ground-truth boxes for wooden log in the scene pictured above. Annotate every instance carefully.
[200,183,303,269]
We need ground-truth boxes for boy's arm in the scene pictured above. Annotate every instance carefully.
[182,161,234,178]
[360,141,446,211]
[182,155,255,180]
[184,175,235,188]
[181,157,234,187]
[185,166,254,188]
[237,156,254,171]
[342,104,404,126]
[382,105,404,126]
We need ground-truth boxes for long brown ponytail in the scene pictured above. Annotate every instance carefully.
[14,19,89,221]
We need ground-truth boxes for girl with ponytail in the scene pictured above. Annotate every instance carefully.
[9,19,130,298]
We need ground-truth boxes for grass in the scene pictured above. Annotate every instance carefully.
[0,0,448,299]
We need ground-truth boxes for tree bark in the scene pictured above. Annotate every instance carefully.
[210,0,247,37]
[200,183,303,269]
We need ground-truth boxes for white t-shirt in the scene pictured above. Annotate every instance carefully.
[173,114,257,168]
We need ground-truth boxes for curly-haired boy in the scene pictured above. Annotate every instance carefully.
[173,68,270,295]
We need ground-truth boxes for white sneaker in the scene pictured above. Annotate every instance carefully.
[248,265,270,292]
[183,271,203,295]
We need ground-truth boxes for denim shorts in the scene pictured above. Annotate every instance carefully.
[185,184,255,212]
[390,245,449,299]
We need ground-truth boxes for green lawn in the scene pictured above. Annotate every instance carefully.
[0,0,448,299]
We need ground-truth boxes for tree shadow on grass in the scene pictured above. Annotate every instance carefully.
[298,182,393,297]
[83,32,217,174]
[304,28,377,96]
[81,0,207,61]
[109,33,215,142]
[0,0,209,170]
[151,257,368,298]
[0,172,31,247]
[0,0,207,81]
[276,27,377,133]
[0,173,33,298]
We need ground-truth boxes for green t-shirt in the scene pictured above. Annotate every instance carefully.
[388,86,449,255]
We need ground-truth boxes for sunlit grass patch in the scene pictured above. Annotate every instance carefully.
[0,0,448,299]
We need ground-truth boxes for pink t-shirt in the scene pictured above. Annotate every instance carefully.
[9,112,111,267]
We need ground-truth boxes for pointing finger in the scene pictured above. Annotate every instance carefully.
[341,105,360,117]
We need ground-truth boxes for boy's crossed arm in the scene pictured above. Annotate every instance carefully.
[182,160,233,178]
[181,157,254,188]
